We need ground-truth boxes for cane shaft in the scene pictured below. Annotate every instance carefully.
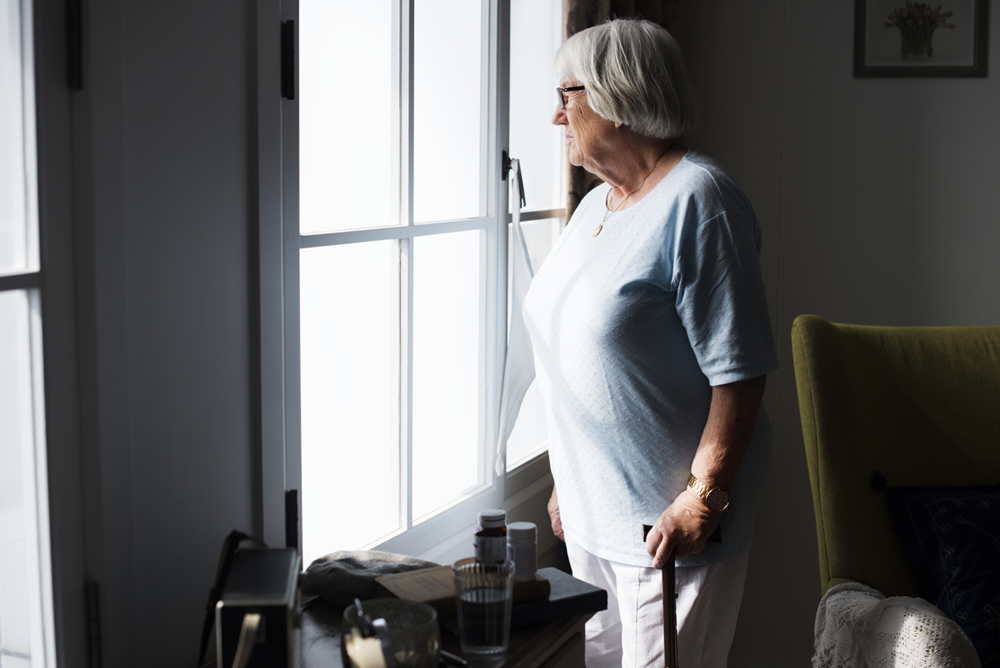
[664,556,678,668]
[641,524,681,668]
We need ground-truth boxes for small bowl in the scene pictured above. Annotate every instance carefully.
[342,599,440,668]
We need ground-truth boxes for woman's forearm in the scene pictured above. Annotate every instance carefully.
[548,484,564,541]
[688,375,767,493]
[645,374,767,565]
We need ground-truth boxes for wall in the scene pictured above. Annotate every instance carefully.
[684,3,1000,666]
[72,1,257,666]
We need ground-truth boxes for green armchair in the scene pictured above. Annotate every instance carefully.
[790,314,1000,596]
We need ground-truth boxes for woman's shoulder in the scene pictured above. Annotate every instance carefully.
[673,150,741,192]
[666,149,755,220]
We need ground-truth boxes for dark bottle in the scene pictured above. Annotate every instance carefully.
[473,509,507,565]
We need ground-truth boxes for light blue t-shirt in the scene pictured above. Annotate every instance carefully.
[522,149,778,568]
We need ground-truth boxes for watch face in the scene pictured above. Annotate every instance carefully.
[706,489,730,512]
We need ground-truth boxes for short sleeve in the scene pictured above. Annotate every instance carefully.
[673,210,779,385]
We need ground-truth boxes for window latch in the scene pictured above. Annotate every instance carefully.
[503,151,526,209]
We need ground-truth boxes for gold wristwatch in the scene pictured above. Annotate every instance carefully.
[688,473,731,512]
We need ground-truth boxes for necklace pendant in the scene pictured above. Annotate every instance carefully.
[593,224,603,237]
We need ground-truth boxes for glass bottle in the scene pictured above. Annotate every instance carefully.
[473,509,507,565]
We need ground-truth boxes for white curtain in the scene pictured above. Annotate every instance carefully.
[495,159,535,475]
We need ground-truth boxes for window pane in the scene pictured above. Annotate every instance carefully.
[0,290,49,668]
[300,242,399,562]
[413,0,483,223]
[300,1,395,234]
[510,0,565,212]
[412,230,482,518]
[506,218,560,468]
[0,0,29,273]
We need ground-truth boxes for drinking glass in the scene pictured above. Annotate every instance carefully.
[452,558,515,655]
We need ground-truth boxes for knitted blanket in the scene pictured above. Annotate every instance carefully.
[812,581,980,668]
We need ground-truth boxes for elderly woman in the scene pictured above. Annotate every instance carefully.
[522,19,778,668]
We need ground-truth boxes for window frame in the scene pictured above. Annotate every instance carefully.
[257,0,510,559]
[257,0,568,560]
[0,0,85,665]
[0,1,48,651]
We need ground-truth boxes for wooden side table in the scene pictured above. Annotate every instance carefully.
[300,599,592,668]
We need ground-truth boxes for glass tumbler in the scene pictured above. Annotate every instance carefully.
[452,557,515,655]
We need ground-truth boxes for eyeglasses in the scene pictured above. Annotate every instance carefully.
[556,85,586,110]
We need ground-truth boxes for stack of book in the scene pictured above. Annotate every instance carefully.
[375,566,606,630]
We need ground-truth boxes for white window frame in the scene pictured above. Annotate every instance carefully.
[0,0,63,665]
[255,0,567,559]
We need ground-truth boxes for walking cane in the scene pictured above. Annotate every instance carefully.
[643,524,679,668]
[642,524,723,668]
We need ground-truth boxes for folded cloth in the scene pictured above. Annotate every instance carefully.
[301,550,439,607]
[813,581,980,668]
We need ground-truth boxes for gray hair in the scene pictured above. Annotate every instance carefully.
[555,19,699,140]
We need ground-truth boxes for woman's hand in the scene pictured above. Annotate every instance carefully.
[645,490,720,569]
[548,486,565,542]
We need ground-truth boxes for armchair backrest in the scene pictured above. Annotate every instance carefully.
[791,314,1000,596]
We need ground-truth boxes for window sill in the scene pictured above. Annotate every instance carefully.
[506,449,550,501]
[373,450,553,565]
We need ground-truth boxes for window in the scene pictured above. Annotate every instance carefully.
[265,0,567,564]
[0,1,56,665]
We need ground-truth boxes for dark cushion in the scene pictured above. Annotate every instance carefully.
[886,483,1000,667]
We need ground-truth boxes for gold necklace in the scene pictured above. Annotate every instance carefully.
[594,149,670,238]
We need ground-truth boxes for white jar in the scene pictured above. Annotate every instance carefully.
[506,522,537,582]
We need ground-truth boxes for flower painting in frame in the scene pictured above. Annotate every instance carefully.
[854,0,989,76]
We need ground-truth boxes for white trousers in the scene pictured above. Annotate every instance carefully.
[565,535,749,668]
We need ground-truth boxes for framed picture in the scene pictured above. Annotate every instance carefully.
[854,0,989,77]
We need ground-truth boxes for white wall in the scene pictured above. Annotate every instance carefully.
[71,1,257,666]
[684,3,1000,666]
